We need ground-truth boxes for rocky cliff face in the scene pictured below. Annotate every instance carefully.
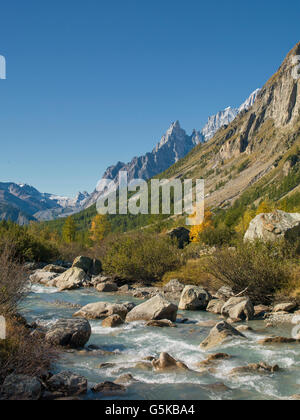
[158,42,300,210]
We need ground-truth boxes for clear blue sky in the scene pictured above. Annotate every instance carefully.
[0,0,299,196]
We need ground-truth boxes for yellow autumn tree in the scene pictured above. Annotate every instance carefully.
[90,214,111,243]
[256,200,275,215]
[189,209,214,243]
[62,216,77,243]
[235,209,256,235]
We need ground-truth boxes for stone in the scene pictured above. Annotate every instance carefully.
[42,264,67,274]
[96,282,118,293]
[126,294,178,323]
[1,374,42,400]
[167,227,190,248]
[258,336,300,345]
[102,315,124,328]
[200,321,246,350]
[146,319,177,328]
[91,382,126,395]
[72,256,93,273]
[73,302,129,320]
[114,374,136,385]
[201,382,231,393]
[230,362,280,375]
[221,297,255,321]
[152,353,189,372]
[98,363,116,369]
[214,286,234,300]
[273,302,297,313]
[244,211,300,242]
[197,353,231,368]
[29,270,59,286]
[178,286,211,311]
[206,299,225,314]
[45,319,91,348]
[134,362,153,371]
[46,371,87,396]
[55,267,90,291]
[92,259,102,276]
[163,279,185,293]
[254,305,271,319]
[236,325,254,333]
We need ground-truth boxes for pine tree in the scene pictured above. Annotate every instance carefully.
[90,214,111,243]
[62,216,77,243]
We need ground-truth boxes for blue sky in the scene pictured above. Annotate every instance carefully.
[0,0,299,196]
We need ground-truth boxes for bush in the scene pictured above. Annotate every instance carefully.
[0,244,57,385]
[199,226,237,247]
[0,221,59,262]
[205,241,293,305]
[102,232,183,282]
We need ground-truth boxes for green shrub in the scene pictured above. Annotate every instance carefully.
[205,241,293,305]
[199,226,237,247]
[102,232,183,282]
[0,221,59,262]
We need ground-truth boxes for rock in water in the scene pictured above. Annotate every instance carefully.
[200,321,246,350]
[102,315,124,328]
[73,302,129,320]
[55,267,90,291]
[46,371,87,396]
[273,302,297,313]
[45,319,91,348]
[152,353,189,372]
[1,375,42,400]
[244,211,300,242]
[178,286,211,311]
[206,299,225,314]
[125,294,178,322]
[91,382,126,395]
[221,297,255,321]
[96,282,118,292]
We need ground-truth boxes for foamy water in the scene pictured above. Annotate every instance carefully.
[21,286,300,400]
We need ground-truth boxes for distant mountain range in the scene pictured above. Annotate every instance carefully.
[0,88,260,224]
[0,182,90,225]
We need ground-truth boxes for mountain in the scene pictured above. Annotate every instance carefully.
[83,121,202,208]
[159,42,300,211]
[0,182,90,224]
[200,89,261,142]
[47,41,300,236]
[85,89,260,209]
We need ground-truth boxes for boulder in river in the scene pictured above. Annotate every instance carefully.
[152,352,189,372]
[178,286,211,311]
[42,264,67,274]
[146,319,177,328]
[214,286,234,300]
[1,374,42,401]
[244,210,300,242]
[258,336,300,345]
[55,267,90,291]
[125,294,178,322]
[91,382,126,395]
[200,321,246,351]
[29,270,59,287]
[45,319,91,348]
[273,302,297,313]
[163,279,185,293]
[73,302,129,320]
[72,256,102,276]
[46,371,87,396]
[96,282,118,293]
[230,362,280,376]
[206,299,225,314]
[102,315,124,328]
[221,297,255,321]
